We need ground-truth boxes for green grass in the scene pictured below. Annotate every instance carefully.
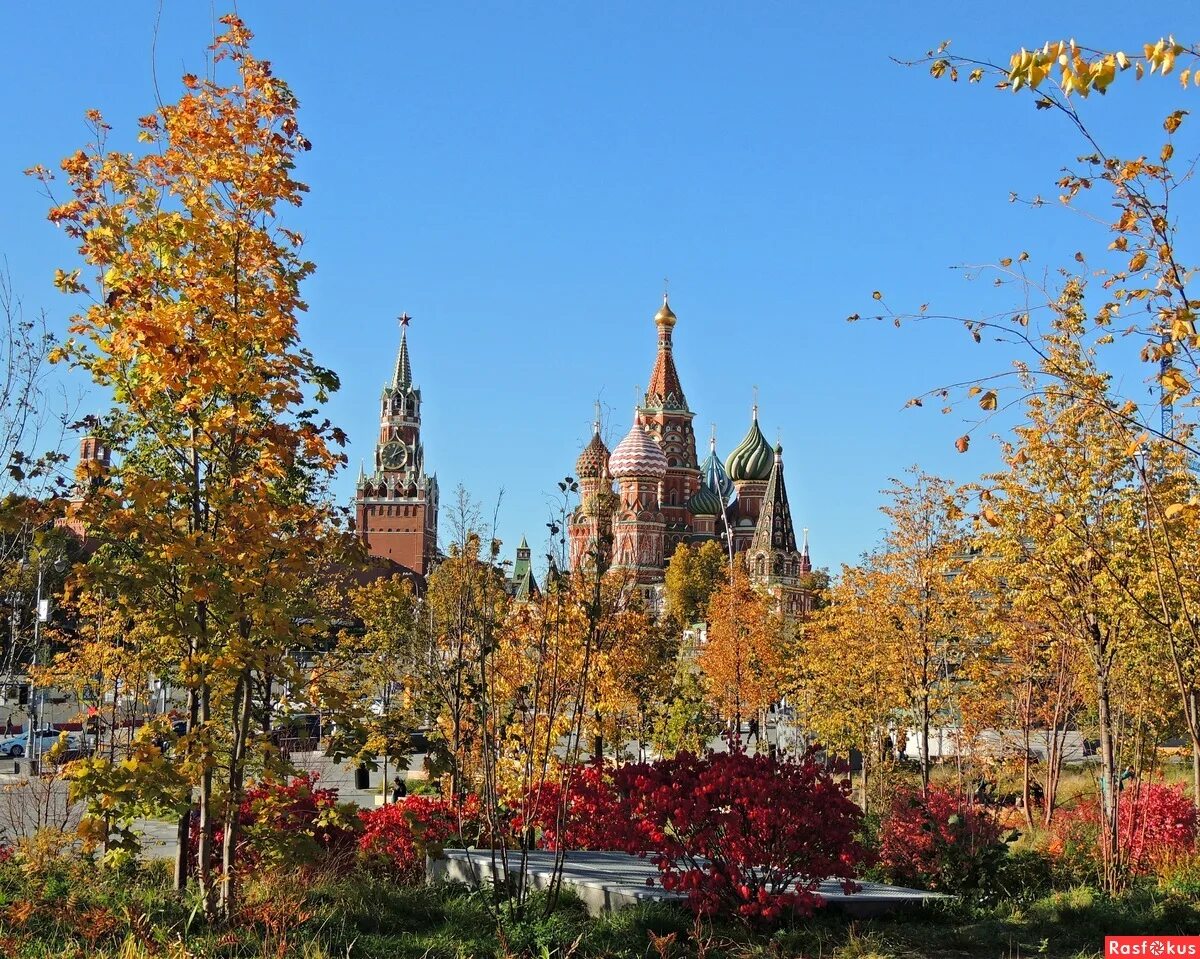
[0,856,1195,958]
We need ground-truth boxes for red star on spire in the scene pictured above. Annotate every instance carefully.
[398,312,412,329]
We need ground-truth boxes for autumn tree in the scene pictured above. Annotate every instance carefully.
[663,539,727,626]
[699,563,784,733]
[30,17,343,918]
[801,564,906,812]
[872,469,976,795]
[975,291,1146,887]
[312,570,421,790]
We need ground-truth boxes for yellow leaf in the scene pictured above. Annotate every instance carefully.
[979,390,998,411]
[1000,257,1012,267]
[1129,250,1148,272]
[872,291,883,301]
[1165,503,1186,519]
[1164,110,1188,134]
[982,506,1000,527]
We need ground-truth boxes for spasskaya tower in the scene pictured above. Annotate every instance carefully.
[354,314,439,575]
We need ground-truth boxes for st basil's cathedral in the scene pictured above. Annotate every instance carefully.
[569,295,813,619]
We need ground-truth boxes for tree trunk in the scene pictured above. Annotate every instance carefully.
[1095,652,1121,892]
[173,684,200,892]
[197,681,213,913]
[218,669,254,920]
[920,692,931,797]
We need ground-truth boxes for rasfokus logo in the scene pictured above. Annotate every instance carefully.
[1107,938,1200,956]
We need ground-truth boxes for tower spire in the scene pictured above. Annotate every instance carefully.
[593,400,602,436]
[394,313,413,390]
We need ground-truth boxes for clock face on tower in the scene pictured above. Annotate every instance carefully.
[381,441,408,470]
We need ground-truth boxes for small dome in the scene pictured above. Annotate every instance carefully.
[687,484,723,517]
[575,429,610,480]
[610,423,667,479]
[654,294,677,329]
[726,414,774,482]
[701,448,735,503]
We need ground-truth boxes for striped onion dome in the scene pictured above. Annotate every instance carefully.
[725,410,774,482]
[575,428,610,480]
[609,423,667,480]
[687,483,723,517]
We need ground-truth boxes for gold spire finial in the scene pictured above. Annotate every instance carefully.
[752,385,759,421]
[654,288,677,328]
[593,400,602,436]
[710,422,717,452]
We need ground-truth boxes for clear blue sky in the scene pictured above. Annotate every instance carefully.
[1,2,1195,573]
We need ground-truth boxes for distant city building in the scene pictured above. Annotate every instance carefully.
[353,315,440,576]
[569,296,812,618]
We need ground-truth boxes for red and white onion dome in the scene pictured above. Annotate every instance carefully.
[609,423,667,480]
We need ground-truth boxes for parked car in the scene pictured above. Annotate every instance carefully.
[0,728,67,758]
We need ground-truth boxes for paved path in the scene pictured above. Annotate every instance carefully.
[431,849,949,917]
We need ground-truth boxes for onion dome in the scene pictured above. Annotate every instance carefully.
[700,433,734,503]
[726,408,774,482]
[687,484,723,517]
[609,421,667,479]
[654,293,677,329]
[575,427,610,481]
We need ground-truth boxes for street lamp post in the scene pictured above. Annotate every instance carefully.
[27,553,66,770]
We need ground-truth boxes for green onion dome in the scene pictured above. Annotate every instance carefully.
[725,412,774,482]
[687,483,723,517]
[610,423,667,480]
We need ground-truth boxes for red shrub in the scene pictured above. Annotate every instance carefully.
[188,773,358,874]
[531,747,865,923]
[878,788,1007,893]
[358,794,482,883]
[1049,782,1197,877]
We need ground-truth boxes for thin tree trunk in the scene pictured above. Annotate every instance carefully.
[1096,651,1120,892]
[173,683,200,892]
[219,668,254,920]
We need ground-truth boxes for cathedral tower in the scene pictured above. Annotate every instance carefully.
[569,407,617,571]
[725,405,774,553]
[637,295,700,557]
[746,444,811,618]
[354,315,439,575]
[609,417,667,584]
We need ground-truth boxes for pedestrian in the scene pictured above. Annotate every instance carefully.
[748,716,760,744]
[391,776,407,804]
[3,715,11,735]
[1119,765,1136,790]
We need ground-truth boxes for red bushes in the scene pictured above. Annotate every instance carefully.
[877,788,1008,893]
[534,748,866,922]
[1049,782,1197,877]
[189,773,358,873]
[358,795,481,882]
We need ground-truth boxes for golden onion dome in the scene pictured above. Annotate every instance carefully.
[654,293,677,329]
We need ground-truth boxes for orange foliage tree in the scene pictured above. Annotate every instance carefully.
[698,564,784,734]
[29,17,343,918]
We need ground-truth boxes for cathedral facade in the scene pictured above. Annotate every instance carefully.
[353,316,440,576]
[569,296,812,619]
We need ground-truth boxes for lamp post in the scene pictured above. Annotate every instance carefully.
[27,552,66,769]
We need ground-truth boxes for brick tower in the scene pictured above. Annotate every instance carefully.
[637,294,700,558]
[354,315,439,575]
